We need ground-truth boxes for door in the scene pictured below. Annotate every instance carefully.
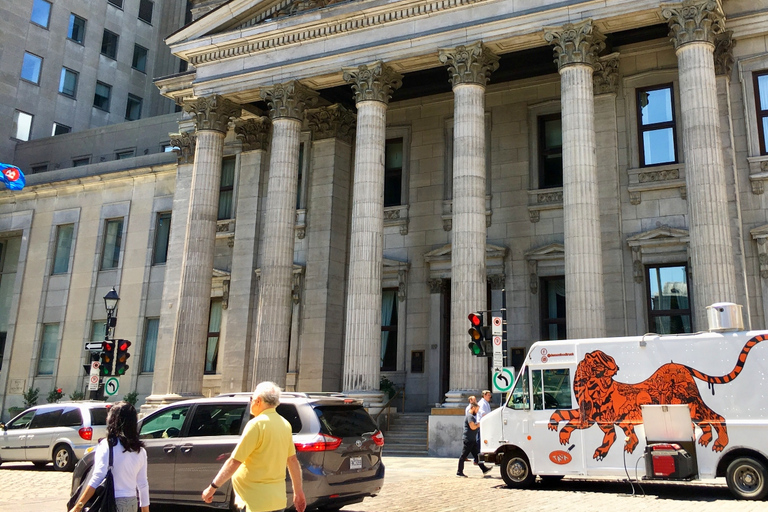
[0,409,35,461]
[25,407,63,461]
[138,405,190,502]
[173,403,247,504]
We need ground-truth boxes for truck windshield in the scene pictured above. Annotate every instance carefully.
[506,368,530,410]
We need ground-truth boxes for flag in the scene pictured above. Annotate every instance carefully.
[0,163,26,191]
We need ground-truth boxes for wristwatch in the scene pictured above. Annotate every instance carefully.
[210,481,219,489]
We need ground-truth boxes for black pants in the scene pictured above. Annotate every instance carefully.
[458,438,489,474]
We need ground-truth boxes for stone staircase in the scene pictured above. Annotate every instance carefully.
[382,413,430,456]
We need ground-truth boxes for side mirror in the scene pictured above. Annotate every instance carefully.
[0,423,6,431]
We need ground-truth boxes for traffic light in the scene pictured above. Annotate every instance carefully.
[100,340,115,376]
[115,339,131,376]
[468,313,491,357]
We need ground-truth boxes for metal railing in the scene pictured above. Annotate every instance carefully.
[374,389,402,432]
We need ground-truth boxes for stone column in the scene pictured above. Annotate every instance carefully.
[219,117,270,393]
[299,105,356,391]
[438,42,499,401]
[663,0,737,325]
[341,62,402,404]
[149,95,240,403]
[252,82,318,387]
[545,20,607,339]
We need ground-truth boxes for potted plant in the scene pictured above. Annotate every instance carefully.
[8,386,39,417]
[47,387,64,403]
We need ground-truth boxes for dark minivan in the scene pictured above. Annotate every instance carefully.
[72,393,385,511]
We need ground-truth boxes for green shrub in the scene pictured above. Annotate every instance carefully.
[380,376,396,399]
[69,390,86,401]
[47,387,64,403]
[22,387,39,408]
[123,391,139,406]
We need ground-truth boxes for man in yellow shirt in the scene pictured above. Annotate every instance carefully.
[202,382,306,512]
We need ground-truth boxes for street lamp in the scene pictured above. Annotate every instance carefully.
[104,287,120,340]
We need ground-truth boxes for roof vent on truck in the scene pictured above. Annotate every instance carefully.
[705,302,744,332]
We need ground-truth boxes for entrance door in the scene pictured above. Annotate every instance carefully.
[440,280,450,400]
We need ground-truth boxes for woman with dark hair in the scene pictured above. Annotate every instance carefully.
[68,401,150,512]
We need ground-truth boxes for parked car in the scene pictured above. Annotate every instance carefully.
[72,392,385,511]
[0,401,110,471]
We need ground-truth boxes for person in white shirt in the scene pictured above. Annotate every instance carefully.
[68,402,150,512]
[464,395,477,414]
[477,390,492,421]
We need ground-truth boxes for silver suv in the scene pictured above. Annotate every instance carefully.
[0,401,110,471]
[72,392,385,511]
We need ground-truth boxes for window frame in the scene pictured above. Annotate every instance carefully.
[138,0,154,24]
[645,263,692,335]
[141,317,159,373]
[204,299,222,374]
[380,287,398,372]
[21,52,43,85]
[107,0,124,9]
[93,81,112,112]
[100,218,124,270]
[539,276,566,341]
[755,70,768,156]
[384,138,404,207]
[537,113,563,189]
[72,156,90,167]
[30,0,52,28]
[59,67,79,98]
[52,223,75,274]
[125,94,143,121]
[37,323,60,376]
[152,212,171,265]
[218,157,236,220]
[12,110,33,142]
[52,123,72,136]
[100,29,119,60]
[132,44,148,73]
[636,83,678,167]
[67,14,86,44]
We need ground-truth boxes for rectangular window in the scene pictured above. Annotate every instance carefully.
[218,157,235,220]
[101,29,119,59]
[52,123,72,136]
[637,84,677,166]
[108,0,124,8]
[21,52,43,84]
[59,68,78,98]
[132,44,148,72]
[531,368,572,411]
[72,157,90,167]
[115,150,134,160]
[647,264,692,334]
[296,144,304,208]
[67,14,86,44]
[38,323,59,375]
[138,0,154,24]
[384,139,403,207]
[142,318,159,373]
[52,224,74,274]
[205,299,222,374]
[94,82,111,111]
[125,94,142,121]
[101,218,124,270]
[380,289,398,371]
[153,212,171,265]
[0,332,5,372]
[31,164,48,174]
[91,321,106,342]
[755,71,768,156]
[538,114,563,189]
[540,276,566,340]
[30,0,52,28]
[12,110,33,141]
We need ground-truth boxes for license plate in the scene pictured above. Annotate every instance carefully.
[350,456,362,470]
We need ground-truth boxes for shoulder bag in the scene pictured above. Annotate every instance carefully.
[66,439,118,512]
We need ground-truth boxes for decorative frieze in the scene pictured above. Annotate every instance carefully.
[235,117,271,152]
[306,104,356,144]
[750,226,768,279]
[662,0,725,49]
[398,270,407,302]
[544,19,606,70]
[274,0,346,19]
[343,62,402,105]
[487,273,506,290]
[169,132,196,164]
[593,53,620,95]
[627,163,686,204]
[428,278,446,294]
[183,95,241,133]
[438,42,499,87]
[639,168,679,183]
[384,205,409,235]
[713,31,735,77]
[261,81,319,120]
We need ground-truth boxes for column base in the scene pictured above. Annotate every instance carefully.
[442,389,480,408]
[140,393,203,418]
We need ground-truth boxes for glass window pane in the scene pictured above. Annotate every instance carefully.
[132,45,147,72]
[758,74,768,111]
[101,30,118,59]
[380,290,398,371]
[142,318,159,373]
[762,117,768,153]
[30,0,51,27]
[543,369,572,409]
[652,314,692,335]
[59,68,78,97]
[31,408,63,428]
[188,404,246,437]
[507,367,530,410]
[138,0,153,24]
[92,321,106,341]
[218,158,235,220]
[108,0,124,8]
[52,224,74,274]
[543,118,562,149]
[94,82,111,111]
[385,139,403,170]
[38,324,59,375]
[640,87,673,125]
[126,95,142,120]
[101,219,123,269]
[648,266,688,310]
[21,53,42,84]
[153,212,171,265]
[139,406,189,439]
[53,123,72,136]
[68,14,86,44]
[13,111,33,141]
[642,128,676,165]
[205,300,222,373]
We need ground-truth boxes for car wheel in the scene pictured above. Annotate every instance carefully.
[501,451,535,489]
[33,461,48,469]
[726,457,768,500]
[53,444,76,472]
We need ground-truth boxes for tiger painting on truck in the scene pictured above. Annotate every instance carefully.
[547,334,766,461]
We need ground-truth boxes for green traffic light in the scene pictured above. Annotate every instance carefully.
[468,341,483,356]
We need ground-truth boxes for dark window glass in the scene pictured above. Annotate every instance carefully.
[637,84,677,166]
[90,408,108,426]
[108,0,124,8]
[540,276,566,340]
[188,404,246,437]
[755,71,768,156]
[538,114,562,189]
[218,157,235,219]
[21,52,43,84]
[30,0,52,28]
[31,164,48,174]
[132,45,148,72]
[380,289,398,371]
[101,218,123,270]
[153,212,171,265]
[204,300,222,374]
[68,14,86,44]
[139,406,189,439]
[59,68,78,98]
[72,157,90,167]
[647,264,692,334]
[52,224,74,274]
[101,30,119,59]
[58,407,83,427]
[115,150,134,160]
[94,82,111,111]
[125,94,142,120]
[384,138,403,207]
[30,408,63,429]
[138,0,153,24]
[296,143,304,208]
[53,124,72,136]
[531,368,572,411]
[141,318,159,373]
[276,404,302,434]
[507,367,530,410]
[8,410,35,429]
[314,405,377,437]
[0,332,5,372]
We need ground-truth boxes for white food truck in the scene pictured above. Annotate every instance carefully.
[479,303,768,500]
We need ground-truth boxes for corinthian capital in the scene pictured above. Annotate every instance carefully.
[183,95,240,133]
[235,117,271,152]
[593,53,620,95]
[343,62,403,105]
[544,19,606,70]
[713,30,735,76]
[260,81,319,120]
[438,42,499,87]
[306,104,356,144]
[662,0,725,50]
[169,132,196,164]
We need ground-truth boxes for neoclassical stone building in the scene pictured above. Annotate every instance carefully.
[2,0,768,417]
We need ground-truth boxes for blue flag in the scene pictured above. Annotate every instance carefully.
[0,163,26,191]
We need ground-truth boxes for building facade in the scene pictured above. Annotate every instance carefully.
[2,0,768,418]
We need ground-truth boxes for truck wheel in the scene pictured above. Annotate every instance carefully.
[727,457,768,500]
[501,451,535,488]
[53,444,76,472]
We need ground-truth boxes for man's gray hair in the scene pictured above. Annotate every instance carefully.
[253,381,281,406]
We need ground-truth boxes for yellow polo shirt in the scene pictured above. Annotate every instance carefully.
[231,408,296,512]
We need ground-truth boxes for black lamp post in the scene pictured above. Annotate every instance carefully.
[104,287,120,341]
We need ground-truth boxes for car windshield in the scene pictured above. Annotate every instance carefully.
[90,408,108,426]
[314,405,377,438]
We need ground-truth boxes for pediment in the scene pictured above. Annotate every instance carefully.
[525,243,564,261]
[627,226,689,248]
[750,224,768,239]
[424,243,507,280]
[424,243,507,264]
[213,268,231,279]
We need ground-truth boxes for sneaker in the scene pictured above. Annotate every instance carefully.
[456,472,468,477]
[482,466,493,475]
